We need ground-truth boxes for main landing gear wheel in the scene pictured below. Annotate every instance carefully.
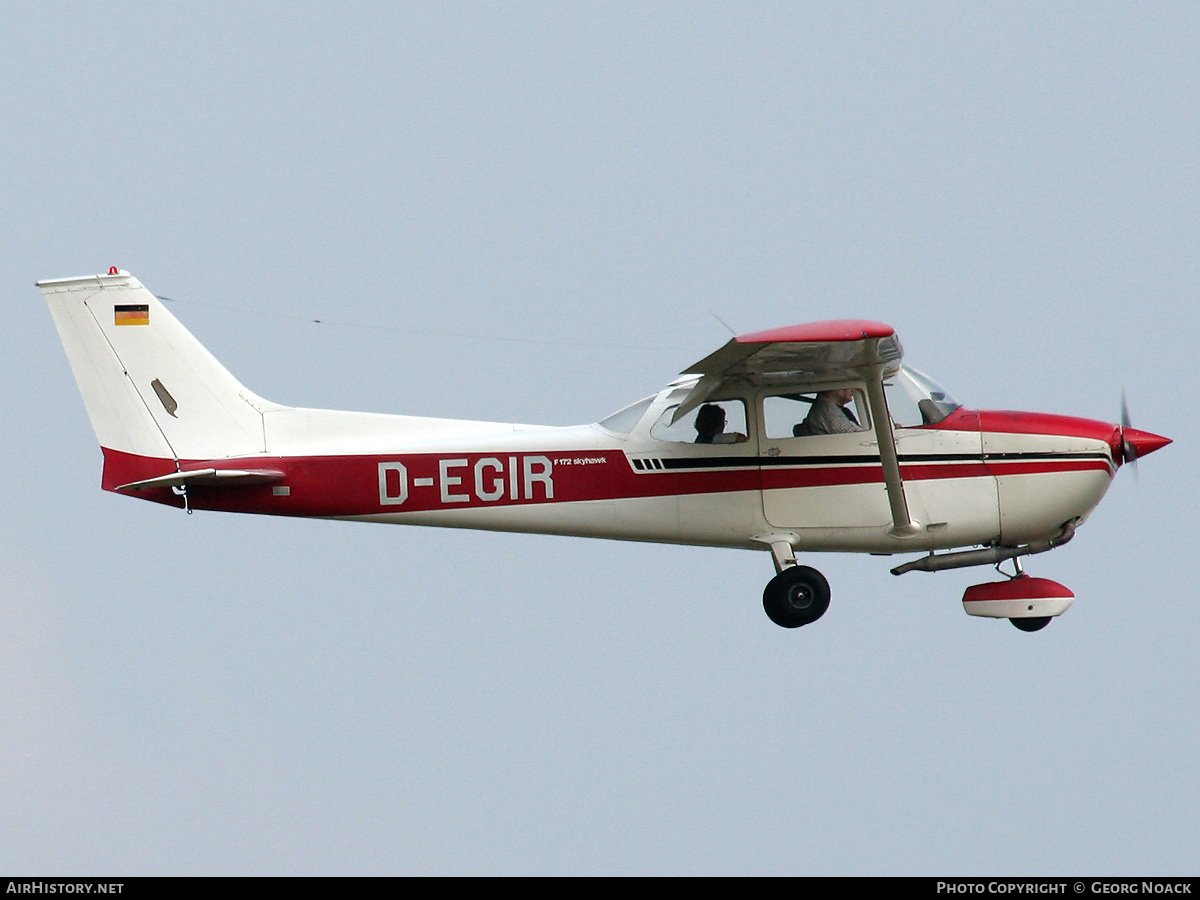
[1010,616,1052,632]
[763,565,831,628]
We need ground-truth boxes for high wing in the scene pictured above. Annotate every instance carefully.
[675,319,917,537]
[672,319,903,419]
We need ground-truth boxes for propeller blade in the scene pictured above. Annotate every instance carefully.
[1116,391,1171,475]
[1119,388,1134,470]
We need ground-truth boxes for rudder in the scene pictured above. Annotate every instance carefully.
[40,271,277,467]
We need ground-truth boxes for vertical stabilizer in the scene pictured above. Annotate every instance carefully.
[40,271,277,463]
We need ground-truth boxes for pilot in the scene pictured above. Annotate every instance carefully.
[694,403,748,444]
[800,389,865,436]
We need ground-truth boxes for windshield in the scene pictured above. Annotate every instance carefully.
[884,366,961,427]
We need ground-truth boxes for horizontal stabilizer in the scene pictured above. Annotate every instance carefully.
[116,468,284,492]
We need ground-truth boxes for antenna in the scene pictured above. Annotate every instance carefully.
[708,310,737,336]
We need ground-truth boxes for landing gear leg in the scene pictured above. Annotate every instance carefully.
[998,558,1053,631]
[763,566,831,628]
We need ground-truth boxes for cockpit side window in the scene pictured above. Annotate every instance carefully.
[763,390,868,439]
[650,399,749,444]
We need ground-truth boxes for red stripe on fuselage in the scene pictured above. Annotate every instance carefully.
[102,448,757,516]
[761,458,1110,490]
[99,446,1110,519]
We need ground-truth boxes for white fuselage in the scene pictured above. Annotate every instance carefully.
[100,381,1119,559]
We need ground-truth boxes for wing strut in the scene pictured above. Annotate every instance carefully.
[863,352,921,538]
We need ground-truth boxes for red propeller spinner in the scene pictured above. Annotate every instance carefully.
[1117,392,1171,467]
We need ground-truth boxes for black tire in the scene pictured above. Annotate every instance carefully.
[1010,616,1052,632]
[763,565,831,628]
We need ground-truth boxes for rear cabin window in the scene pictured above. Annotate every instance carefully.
[597,396,654,435]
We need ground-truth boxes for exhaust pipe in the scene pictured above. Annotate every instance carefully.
[890,519,1079,576]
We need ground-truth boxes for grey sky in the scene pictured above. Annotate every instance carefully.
[2,2,1196,875]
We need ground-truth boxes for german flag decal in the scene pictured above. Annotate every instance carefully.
[114,304,150,326]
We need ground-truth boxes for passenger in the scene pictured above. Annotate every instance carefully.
[694,403,748,444]
[800,389,865,436]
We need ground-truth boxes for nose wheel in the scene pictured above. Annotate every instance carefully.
[1010,616,1051,632]
[763,565,831,628]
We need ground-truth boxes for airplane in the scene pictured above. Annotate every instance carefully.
[39,268,1171,632]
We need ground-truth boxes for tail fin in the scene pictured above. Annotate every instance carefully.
[40,271,278,466]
